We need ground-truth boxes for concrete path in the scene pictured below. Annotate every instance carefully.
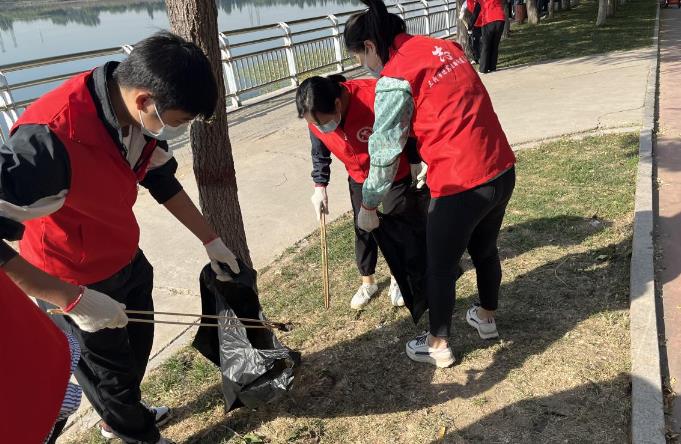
[60,46,652,439]
[655,6,681,436]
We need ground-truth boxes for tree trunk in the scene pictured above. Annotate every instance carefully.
[502,5,511,39]
[527,0,541,24]
[562,0,571,10]
[607,0,616,16]
[164,0,252,266]
[457,0,474,59]
[548,0,555,18]
[596,0,608,25]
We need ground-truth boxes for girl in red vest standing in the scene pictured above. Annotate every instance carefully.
[470,0,508,73]
[296,75,425,310]
[344,0,516,368]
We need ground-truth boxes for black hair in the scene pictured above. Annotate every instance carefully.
[113,30,218,120]
[343,0,406,63]
[296,74,347,119]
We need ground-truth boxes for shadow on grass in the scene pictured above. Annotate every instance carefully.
[426,372,631,443]
[166,213,630,443]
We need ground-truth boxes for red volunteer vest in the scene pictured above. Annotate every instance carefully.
[12,70,156,285]
[309,79,410,184]
[481,0,506,25]
[0,271,70,443]
[381,34,515,198]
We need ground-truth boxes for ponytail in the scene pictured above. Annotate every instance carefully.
[296,75,346,118]
[344,0,406,63]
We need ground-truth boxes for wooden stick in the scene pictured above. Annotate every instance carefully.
[320,212,331,309]
[47,311,273,329]
[121,318,273,329]
[47,309,289,331]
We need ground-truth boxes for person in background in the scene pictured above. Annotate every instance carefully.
[460,0,485,64]
[0,31,237,444]
[343,0,516,368]
[1,270,82,444]
[296,74,427,310]
[470,0,507,73]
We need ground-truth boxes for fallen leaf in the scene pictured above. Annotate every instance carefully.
[438,426,447,440]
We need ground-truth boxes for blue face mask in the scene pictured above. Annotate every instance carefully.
[316,117,339,134]
[364,46,383,78]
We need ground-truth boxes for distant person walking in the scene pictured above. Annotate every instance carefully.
[470,0,507,73]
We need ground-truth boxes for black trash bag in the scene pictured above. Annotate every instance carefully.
[192,261,300,411]
[372,185,430,324]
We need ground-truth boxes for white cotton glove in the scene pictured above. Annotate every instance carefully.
[357,206,380,232]
[310,186,329,221]
[205,237,240,280]
[410,162,428,189]
[65,288,128,333]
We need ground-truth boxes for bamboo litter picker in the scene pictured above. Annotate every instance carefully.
[47,308,292,332]
[320,211,331,309]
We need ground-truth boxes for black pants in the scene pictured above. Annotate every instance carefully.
[471,26,483,63]
[39,251,159,444]
[427,168,515,338]
[349,176,411,276]
[480,21,505,74]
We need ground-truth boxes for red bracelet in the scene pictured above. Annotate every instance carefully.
[62,286,85,313]
[203,235,219,246]
[361,203,377,211]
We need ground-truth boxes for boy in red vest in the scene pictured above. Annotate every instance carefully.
[0,31,239,444]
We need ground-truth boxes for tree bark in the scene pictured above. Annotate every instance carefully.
[457,0,474,59]
[596,0,608,25]
[527,0,541,24]
[607,0,616,16]
[548,0,555,18]
[164,0,252,266]
[562,0,571,10]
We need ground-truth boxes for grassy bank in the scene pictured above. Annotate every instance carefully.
[71,132,638,443]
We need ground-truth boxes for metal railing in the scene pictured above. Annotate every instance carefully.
[0,0,457,143]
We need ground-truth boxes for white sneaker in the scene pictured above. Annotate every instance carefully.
[388,276,405,307]
[350,283,378,309]
[466,305,499,339]
[405,333,455,368]
[100,405,172,440]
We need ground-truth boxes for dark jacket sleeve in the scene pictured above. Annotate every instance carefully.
[139,140,184,204]
[310,130,332,186]
[405,137,422,164]
[469,2,482,29]
[0,125,71,265]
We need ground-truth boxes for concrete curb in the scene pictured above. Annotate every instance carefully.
[630,5,665,444]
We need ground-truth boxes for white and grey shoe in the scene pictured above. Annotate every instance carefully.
[100,405,172,440]
[466,305,499,339]
[405,333,455,368]
[388,276,405,307]
[350,283,378,309]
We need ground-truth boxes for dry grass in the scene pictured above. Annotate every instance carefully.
[69,132,638,444]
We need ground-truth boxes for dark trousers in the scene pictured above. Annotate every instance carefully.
[471,26,483,63]
[39,251,159,444]
[348,176,411,276]
[480,20,505,73]
[427,168,515,338]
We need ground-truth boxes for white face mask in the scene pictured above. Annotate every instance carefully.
[139,104,190,141]
[364,46,383,78]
